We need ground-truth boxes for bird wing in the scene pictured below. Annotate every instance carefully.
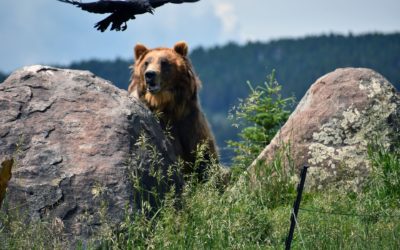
[58,0,151,14]
[149,0,200,9]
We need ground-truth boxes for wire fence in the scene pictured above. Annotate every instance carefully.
[285,165,400,249]
[299,207,400,219]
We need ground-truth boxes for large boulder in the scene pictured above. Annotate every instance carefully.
[0,65,182,244]
[250,68,399,190]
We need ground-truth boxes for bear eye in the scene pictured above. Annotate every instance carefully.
[160,58,171,69]
[143,57,152,67]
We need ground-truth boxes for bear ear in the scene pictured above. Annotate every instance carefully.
[173,41,188,57]
[134,44,148,60]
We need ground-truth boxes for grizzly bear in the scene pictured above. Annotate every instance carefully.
[128,41,218,178]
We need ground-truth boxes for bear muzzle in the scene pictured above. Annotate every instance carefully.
[144,70,161,94]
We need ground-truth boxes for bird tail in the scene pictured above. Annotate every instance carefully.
[94,15,114,32]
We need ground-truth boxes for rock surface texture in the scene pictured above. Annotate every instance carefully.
[0,65,181,244]
[250,68,400,190]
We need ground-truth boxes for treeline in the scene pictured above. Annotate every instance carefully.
[192,33,400,112]
[2,33,399,162]
[0,72,6,83]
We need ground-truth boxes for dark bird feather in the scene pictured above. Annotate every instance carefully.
[58,0,200,32]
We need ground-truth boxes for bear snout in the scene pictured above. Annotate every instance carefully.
[144,70,161,93]
[145,70,157,82]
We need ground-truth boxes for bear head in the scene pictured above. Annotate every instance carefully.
[129,41,201,119]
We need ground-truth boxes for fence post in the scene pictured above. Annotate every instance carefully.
[285,165,309,250]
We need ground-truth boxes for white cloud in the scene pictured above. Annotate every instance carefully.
[213,2,239,39]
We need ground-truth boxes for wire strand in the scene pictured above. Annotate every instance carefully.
[299,207,400,218]
[291,208,307,249]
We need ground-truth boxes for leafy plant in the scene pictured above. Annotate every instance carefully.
[227,70,294,171]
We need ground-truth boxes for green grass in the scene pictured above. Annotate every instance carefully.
[0,211,67,249]
[1,142,399,249]
[90,140,399,249]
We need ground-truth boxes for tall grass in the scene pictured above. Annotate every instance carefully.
[2,143,398,249]
[87,139,399,249]
[0,210,66,249]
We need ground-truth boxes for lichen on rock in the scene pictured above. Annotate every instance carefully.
[251,68,399,191]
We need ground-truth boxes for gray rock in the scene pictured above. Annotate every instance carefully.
[250,68,400,191]
[0,65,182,244]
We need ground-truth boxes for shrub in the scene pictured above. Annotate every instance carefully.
[227,70,293,179]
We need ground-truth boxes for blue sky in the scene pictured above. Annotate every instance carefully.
[0,0,399,72]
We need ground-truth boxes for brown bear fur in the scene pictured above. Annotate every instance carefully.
[128,41,218,178]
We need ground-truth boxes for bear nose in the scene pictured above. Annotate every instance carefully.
[145,70,157,83]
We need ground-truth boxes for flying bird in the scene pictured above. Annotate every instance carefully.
[58,0,200,32]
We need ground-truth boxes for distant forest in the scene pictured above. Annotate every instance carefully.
[1,33,399,163]
[0,72,5,83]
